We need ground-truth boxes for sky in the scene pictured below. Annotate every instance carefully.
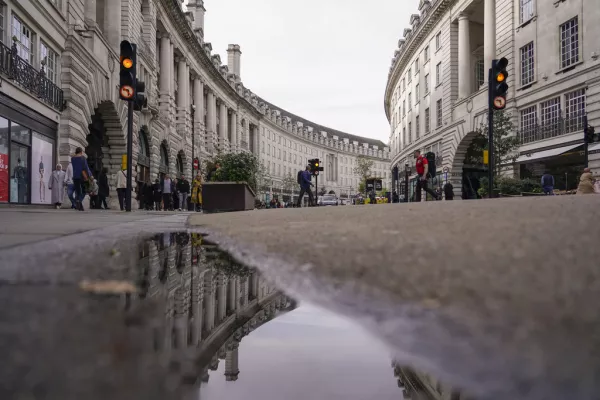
[191,0,420,143]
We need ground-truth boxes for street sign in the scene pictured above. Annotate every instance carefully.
[483,150,489,165]
[193,157,199,170]
[121,154,127,170]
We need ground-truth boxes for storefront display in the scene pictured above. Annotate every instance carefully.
[31,132,54,204]
[0,121,8,203]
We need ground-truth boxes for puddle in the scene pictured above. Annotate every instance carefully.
[0,231,466,400]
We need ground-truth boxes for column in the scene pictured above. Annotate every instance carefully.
[484,0,496,81]
[84,0,96,26]
[219,102,228,146]
[458,13,471,99]
[224,343,240,381]
[177,58,188,111]
[230,111,238,151]
[217,277,227,321]
[104,0,121,51]
[206,90,216,151]
[252,125,259,155]
[193,78,205,151]
[169,43,175,98]
[159,35,171,96]
[205,284,215,332]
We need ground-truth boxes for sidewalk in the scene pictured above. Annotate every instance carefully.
[0,208,189,249]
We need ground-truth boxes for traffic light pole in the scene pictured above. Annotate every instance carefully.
[125,100,134,212]
[583,115,589,168]
[487,67,495,199]
[314,174,318,207]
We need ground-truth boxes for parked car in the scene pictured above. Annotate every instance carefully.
[318,194,338,206]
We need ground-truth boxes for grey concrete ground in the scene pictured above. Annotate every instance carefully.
[188,195,600,400]
[0,207,186,249]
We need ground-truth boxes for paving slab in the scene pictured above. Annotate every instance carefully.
[188,195,600,400]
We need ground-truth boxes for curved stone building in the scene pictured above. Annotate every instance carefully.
[385,0,600,199]
[0,0,390,206]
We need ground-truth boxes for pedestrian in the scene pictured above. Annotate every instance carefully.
[369,190,376,205]
[443,182,454,200]
[143,180,154,210]
[541,172,555,195]
[177,174,190,211]
[191,172,203,212]
[48,163,66,209]
[296,164,315,207]
[70,147,92,211]
[98,167,110,209]
[163,174,173,210]
[576,168,596,195]
[64,161,76,209]
[152,178,162,210]
[89,177,100,209]
[172,178,180,211]
[116,167,127,211]
[414,149,440,201]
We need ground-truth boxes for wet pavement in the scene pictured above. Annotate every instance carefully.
[0,230,435,400]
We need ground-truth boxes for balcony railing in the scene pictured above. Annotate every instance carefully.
[0,41,65,111]
[518,112,585,145]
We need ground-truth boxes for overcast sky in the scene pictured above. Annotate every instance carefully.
[194,0,419,143]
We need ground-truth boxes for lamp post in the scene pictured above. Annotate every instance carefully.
[404,163,411,203]
[191,104,196,177]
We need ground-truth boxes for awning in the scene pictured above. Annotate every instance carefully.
[515,143,582,163]
[588,142,600,153]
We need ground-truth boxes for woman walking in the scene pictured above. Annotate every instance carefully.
[48,164,66,209]
[191,172,203,212]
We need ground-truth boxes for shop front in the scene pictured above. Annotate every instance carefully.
[0,93,58,205]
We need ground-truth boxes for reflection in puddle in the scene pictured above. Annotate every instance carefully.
[133,233,469,400]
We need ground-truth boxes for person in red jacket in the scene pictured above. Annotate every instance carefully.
[414,150,441,201]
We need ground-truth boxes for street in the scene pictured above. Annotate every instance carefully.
[0,195,599,400]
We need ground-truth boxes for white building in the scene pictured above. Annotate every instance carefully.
[385,0,600,199]
[0,0,390,207]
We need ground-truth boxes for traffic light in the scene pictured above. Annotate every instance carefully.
[133,80,147,111]
[490,57,509,110]
[119,41,137,101]
[584,123,597,143]
[308,158,323,175]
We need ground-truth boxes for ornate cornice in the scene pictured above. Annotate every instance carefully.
[384,0,455,121]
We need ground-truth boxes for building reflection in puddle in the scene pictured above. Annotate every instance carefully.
[135,233,469,400]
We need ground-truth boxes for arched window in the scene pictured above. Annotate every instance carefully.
[159,143,169,179]
[176,152,184,178]
[138,129,150,183]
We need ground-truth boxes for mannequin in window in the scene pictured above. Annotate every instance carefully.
[39,155,46,202]
[13,158,27,203]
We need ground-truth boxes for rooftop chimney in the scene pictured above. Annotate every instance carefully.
[227,44,242,81]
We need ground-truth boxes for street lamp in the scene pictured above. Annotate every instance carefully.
[404,163,411,203]
[191,104,196,177]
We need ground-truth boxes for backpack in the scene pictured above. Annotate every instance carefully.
[297,170,303,184]
[425,152,436,178]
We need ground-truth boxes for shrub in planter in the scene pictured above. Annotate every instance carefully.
[479,176,543,197]
[205,151,262,192]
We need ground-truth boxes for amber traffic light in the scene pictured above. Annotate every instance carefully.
[490,57,509,110]
[119,41,137,101]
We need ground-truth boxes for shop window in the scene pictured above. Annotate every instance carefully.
[0,117,8,203]
[40,40,58,84]
[31,132,54,205]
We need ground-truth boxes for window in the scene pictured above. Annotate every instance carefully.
[261,142,265,153]
[424,45,429,62]
[415,84,419,102]
[267,144,271,156]
[436,63,441,86]
[402,127,406,148]
[408,93,412,110]
[414,59,419,74]
[560,18,579,69]
[402,78,405,92]
[424,74,429,94]
[403,100,406,116]
[565,88,586,133]
[0,4,5,44]
[540,97,561,137]
[520,0,534,24]
[474,58,485,89]
[11,15,34,64]
[436,99,442,127]
[520,42,535,86]
[425,108,430,134]
[520,106,537,137]
[40,41,58,83]
[435,32,441,50]
[408,68,412,83]
[408,122,412,144]
[415,116,420,139]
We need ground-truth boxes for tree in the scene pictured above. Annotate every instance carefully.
[466,110,520,177]
[353,156,374,194]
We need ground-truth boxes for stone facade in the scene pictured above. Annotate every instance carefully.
[0,0,390,208]
[385,0,600,199]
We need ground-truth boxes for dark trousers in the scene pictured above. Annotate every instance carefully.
[117,188,126,210]
[99,194,109,209]
[154,201,162,211]
[73,178,86,209]
[296,186,314,207]
[415,177,439,202]
[163,193,172,210]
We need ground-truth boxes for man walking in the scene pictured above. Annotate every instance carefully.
[177,174,190,211]
[296,165,315,207]
[541,172,555,195]
[163,174,173,211]
[414,149,440,202]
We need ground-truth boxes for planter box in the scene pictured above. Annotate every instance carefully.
[202,182,256,213]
